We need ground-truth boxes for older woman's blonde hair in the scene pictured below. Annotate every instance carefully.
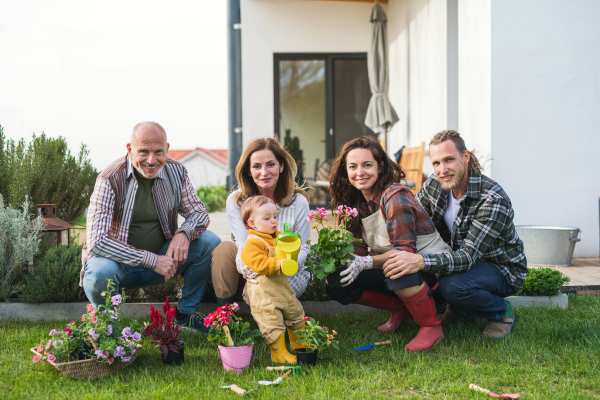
[235,137,308,207]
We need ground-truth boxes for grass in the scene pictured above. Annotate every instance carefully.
[1,296,599,399]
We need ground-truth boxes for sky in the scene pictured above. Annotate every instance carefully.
[0,0,228,170]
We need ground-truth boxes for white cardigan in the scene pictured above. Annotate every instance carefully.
[226,190,311,297]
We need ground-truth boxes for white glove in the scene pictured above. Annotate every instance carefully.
[340,256,373,286]
[236,259,259,284]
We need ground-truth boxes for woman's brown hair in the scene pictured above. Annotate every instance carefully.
[234,137,308,207]
[328,136,405,233]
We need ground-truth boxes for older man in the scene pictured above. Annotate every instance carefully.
[383,130,527,339]
[81,121,220,332]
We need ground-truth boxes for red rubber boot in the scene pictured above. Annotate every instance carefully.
[399,283,444,352]
[354,290,412,333]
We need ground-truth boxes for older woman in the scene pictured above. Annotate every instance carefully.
[325,136,451,352]
[211,138,310,306]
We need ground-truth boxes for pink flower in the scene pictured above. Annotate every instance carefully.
[306,210,315,222]
[36,344,44,353]
[351,208,358,217]
[45,340,52,350]
[108,358,114,365]
[47,354,56,362]
[332,330,338,335]
[326,340,331,345]
[86,304,94,311]
[91,316,97,323]
[32,356,40,363]
[81,314,86,322]
[303,317,310,321]
[90,309,96,317]
[322,326,329,332]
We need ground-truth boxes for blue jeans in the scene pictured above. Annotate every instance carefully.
[437,260,516,321]
[83,230,220,314]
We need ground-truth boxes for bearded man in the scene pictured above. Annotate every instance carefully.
[382,130,527,339]
[80,121,220,332]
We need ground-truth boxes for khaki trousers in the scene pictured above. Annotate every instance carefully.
[211,241,248,303]
[246,274,305,344]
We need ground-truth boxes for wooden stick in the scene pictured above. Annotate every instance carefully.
[266,366,285,371]
[469,384,492,394]
[281,369,294,380]
[374,340,392,346]
[222,326,234,347]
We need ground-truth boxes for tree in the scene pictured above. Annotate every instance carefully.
[0,125,98,222]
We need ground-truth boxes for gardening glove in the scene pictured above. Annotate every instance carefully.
[236,259,259,284]
[340,255,373,286]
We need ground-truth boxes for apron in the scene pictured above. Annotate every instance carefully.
[360,211,451,255]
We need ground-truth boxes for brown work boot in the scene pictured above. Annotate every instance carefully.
[481,301,514,339]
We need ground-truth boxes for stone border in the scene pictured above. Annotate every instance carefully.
[507,293,568,309]
[0,295,567,322]
[0,301,376,322]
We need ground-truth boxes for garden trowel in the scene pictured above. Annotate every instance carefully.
[351,340,391,351]
[258,367,297,385]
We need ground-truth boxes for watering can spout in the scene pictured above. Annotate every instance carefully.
[275,223,301,276]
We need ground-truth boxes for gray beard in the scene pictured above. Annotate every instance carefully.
[130,158,162,180]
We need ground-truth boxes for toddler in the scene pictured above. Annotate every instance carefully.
[240,195,305,364]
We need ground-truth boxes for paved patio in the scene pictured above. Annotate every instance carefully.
[205,211,600,296]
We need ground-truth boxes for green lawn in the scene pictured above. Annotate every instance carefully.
[1,296,599,399]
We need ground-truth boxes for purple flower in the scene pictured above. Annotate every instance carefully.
[114,346,126,357]
[131,349,136,355]
[88,329,99,339]
[111,294,122,306]
[58,339,63,345]
[107,325,113,335]
[111,315,118,320]
[95,350,107,359]
[121,327,132,338]
[121,356,131,362]
[52,341,57,348]
[49,329,57,336]
[132,332,142,342]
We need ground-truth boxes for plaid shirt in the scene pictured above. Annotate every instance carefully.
[416,170,527,291]
[80,155,209,285]
[353,183,437,256]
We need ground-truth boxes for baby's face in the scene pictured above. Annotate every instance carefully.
[249,202,278,234]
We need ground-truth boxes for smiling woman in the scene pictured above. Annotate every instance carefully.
[325,136,451,353]
[211,138,311,306]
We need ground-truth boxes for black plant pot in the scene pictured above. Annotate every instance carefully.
[326,265,347,287]
[295,348,319,366]
[162,341,186,366]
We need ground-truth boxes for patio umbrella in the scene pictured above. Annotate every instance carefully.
[364,3,399,135]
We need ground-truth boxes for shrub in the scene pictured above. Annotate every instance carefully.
[0,195,44,301]
[519,267,570,297]
[196,185,228,213]
[143,276,184,303]
[20,243,86,303]
[0,125,98,222]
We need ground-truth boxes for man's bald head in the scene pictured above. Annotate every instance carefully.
[131,121,167,144]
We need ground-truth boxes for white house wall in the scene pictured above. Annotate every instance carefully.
[241,0,374,147]
[387,0,448,177]
[458,0,491,175]
[491,0,600,257]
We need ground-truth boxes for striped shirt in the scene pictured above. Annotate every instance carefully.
[416,170,527,291]
[80,155,209,285]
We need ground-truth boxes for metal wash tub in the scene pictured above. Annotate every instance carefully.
[515,226,581,267]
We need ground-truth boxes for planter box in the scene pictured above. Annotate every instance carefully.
[0,295,567,322]
[0,300,375,322]
[506,293,568,309]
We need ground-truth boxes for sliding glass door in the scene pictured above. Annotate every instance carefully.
[274,53,374,204]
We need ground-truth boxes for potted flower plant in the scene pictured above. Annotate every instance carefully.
[143,297,185,366]
[205,303,261,373]
[305,206,361,286]
[30,279,143,379]
[292,316,339,365]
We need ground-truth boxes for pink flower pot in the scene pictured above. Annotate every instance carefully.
[217,344,255,374]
